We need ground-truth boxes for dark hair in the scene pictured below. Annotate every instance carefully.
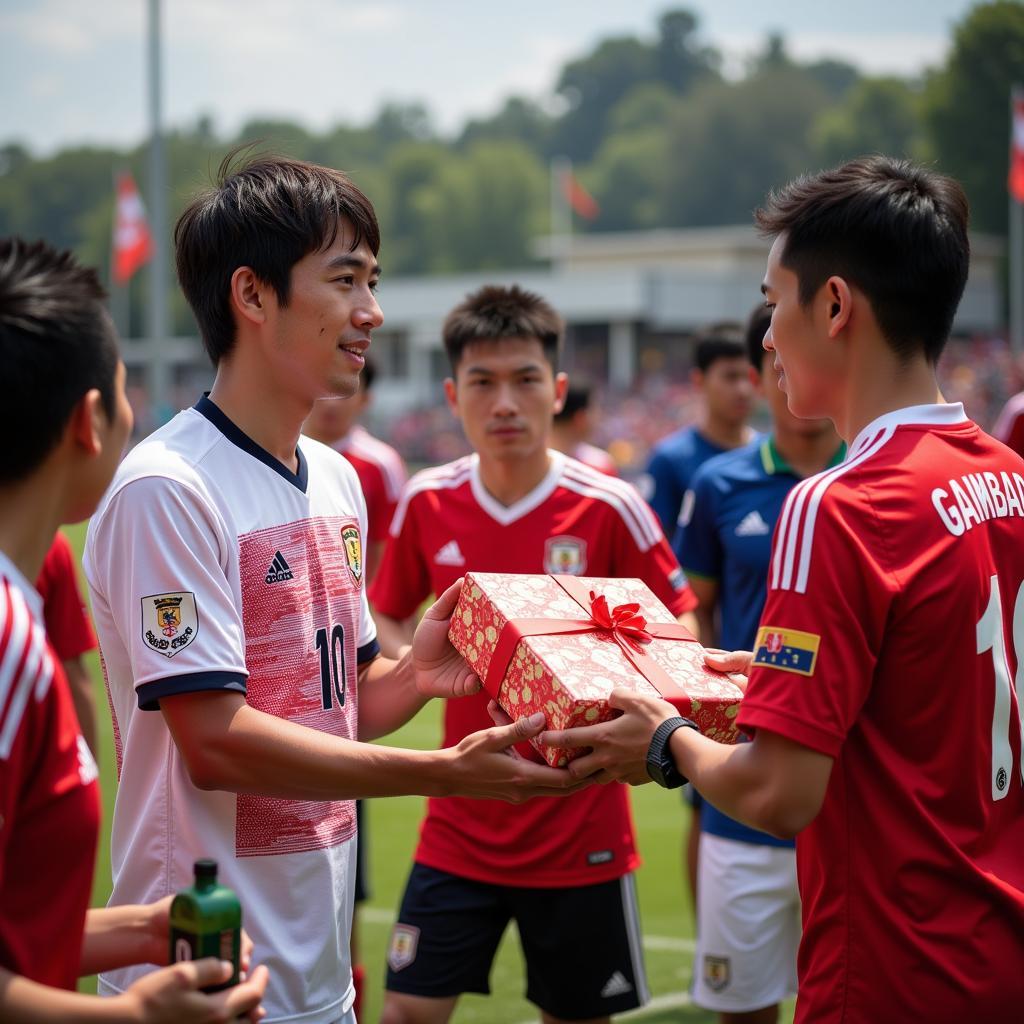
[361,355,376,392]
[755,156,969,364]
[554,384,592,423]
[0,237,119,483]
[443,285,563,371]
[693,324,745,374]
[745,304,773,369]
[175,151,380,366]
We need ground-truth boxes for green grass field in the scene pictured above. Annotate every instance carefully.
[65,521,795,1023]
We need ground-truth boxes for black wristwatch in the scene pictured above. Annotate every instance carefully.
[646,716,699,788]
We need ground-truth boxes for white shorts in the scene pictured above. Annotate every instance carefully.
[693,832,800,1013]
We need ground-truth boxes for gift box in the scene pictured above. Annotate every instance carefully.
[448,572,744,767]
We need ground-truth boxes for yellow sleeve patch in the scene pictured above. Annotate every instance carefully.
[752,626,820,676]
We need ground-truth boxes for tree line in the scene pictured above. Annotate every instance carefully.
[0,2,1021,336]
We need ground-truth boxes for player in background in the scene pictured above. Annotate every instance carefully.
[84,157,581,1024]
[992,387,1024,458]
[549,383,618,476]
[541,156,1024,1022]
[641,328,755,910]
[642,328,756,535]
[302,354,407,1019]
[675,305,843,1024]
[37,530,100,755]
[303,355,407,584]
[371,284,697,1024]
[0,237,269,1020]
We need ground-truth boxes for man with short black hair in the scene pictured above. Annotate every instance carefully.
[372,283,697,1024]
[542,156,1024,1022]
[0,236,269,1021]
[84,158,580,1024]
[643,330,756,535]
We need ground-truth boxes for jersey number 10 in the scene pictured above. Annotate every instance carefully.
[315,625,347,710]
[976,573,1024,800]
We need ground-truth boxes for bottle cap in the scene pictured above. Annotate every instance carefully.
[194,858,218,881]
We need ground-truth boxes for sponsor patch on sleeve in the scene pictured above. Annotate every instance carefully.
[752,626,820,676]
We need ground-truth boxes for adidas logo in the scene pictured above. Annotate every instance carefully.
[265,551,294,584]
[601,971,633,998]
[434,540,465,566]
[735,510,771,537]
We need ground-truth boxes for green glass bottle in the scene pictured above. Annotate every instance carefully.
[169,859,242,992]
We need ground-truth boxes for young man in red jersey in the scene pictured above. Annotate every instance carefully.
[371,284,697,1024]
[0,237,269,1020]
[542,156,1024,1022]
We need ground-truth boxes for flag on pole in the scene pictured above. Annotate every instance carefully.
[113,171,154,284]
[1011,91,1024,204]
[560,166,600,221]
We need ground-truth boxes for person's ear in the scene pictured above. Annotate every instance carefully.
[552,372,569,415]
[825,277,853,337]
[230,266,268,327]
[690,367,704,390]
[68,388,105,457]
[443,378,460,419]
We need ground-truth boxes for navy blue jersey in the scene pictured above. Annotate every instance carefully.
[677,436,843,846]
[644,426,731,535]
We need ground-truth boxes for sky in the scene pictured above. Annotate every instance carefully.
[0,0,980,155]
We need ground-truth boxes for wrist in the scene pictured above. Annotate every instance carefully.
[645,716,699,788]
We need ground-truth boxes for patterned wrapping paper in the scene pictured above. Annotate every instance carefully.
[448,572,745,767]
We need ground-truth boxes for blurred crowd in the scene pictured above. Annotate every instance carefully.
[369,333,1024,477]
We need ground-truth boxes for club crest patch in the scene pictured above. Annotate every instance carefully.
[544,535,587,575]
[387,923,419,972]
[753,625,821,676]
[703,954,731,992]
[142,592,198,658]
[341,524,363,586]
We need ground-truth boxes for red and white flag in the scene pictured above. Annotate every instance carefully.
[112,171,153,284]
[560,167,599,221]
[1010,92,1024,204]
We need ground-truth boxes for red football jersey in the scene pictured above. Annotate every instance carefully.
[0,554,100,989]
[335,425,408,543]
[370,451,695,887]
[36,531,97,661]
[738,404,1024,1022]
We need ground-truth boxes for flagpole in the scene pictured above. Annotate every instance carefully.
[1012,84,1023,355]
[550,156,572,265]
[147,0,170,427]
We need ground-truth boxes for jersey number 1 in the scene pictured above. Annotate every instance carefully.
[315,625,347,710]
[976,573,1024,800]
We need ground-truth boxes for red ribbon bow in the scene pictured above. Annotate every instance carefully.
[587,592,652,645]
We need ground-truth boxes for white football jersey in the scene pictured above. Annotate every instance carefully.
[85,397,377,1023]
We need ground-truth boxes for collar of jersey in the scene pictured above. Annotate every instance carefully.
[760,436,846,477]
[469,449,565,526]
[848,402,968,460]
[0,549,43,618]
[194,394,309,493]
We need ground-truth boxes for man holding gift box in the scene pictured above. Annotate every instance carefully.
[371,284,698,1024]
[542,157,1024,1023]
[84,157,585,1024]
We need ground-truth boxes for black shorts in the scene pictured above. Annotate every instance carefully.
[353,800,369,904]
[385,863,649,1020]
